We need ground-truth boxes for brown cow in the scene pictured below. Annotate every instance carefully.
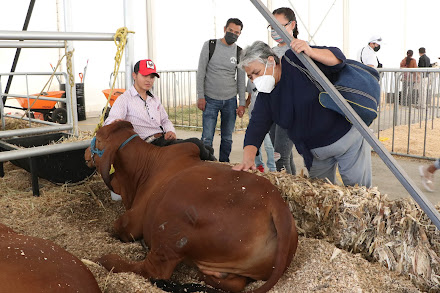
[0,223,101,293]
[85,121,298,293]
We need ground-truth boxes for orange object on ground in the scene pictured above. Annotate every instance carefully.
[102,89,125,107]
[33,112,45,121]
[17,91,65,110]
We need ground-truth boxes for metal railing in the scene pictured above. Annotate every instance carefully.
[150,68,440,159]
[0,72,75,137]
[155,70,247,131]
[374,68,440,159]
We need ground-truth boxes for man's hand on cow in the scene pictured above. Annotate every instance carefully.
[197,98,206,111]
[232,160,257,172]
[232,145,258,172]
[164,131,176,140]
[236,105,245,118]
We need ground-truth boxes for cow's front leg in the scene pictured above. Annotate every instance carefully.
[113,209,144,242]
[96,245,183,280]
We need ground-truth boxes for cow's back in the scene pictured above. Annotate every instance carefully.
[143,163,296,280]
[0,224,101,293]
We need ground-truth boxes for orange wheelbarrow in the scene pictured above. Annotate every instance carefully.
[15,91,68,124]
[101,89,125,120]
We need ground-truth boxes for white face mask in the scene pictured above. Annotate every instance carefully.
[253,61,275,93]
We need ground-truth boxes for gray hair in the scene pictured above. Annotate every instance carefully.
[238,41,280,69]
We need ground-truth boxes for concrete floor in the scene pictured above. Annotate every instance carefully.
[79,115,440,206]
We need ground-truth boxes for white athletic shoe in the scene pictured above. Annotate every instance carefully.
[110,191,122,201]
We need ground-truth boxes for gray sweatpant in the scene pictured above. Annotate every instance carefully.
[309,126,372,187]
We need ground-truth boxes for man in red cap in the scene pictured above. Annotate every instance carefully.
[105,59,215,160]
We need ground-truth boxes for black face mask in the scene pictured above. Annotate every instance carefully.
[373,45,381,52]
[224,31,238,45]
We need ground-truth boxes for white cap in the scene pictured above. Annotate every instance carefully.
[368,35,382,45]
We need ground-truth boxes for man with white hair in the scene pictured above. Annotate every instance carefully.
[358,35,383,68]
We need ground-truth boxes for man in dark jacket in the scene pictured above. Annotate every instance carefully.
[418,47,431,109]
[418,47,431,68]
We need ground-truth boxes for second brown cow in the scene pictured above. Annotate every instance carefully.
[85,121,298,293]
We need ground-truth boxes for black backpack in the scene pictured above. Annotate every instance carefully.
[208,39,242,64]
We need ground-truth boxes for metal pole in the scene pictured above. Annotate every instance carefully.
[3,0,36,105]
[0,30,115,41]
[0,41,65,48]
[250,0,440,230]
[342,0,350,56]
[63,0,78,136]
[0,140,91,162]
[124,0,134,89]
[0,124,73,139]
[146,0,156,61]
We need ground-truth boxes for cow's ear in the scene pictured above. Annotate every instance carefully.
[98,144,117,189]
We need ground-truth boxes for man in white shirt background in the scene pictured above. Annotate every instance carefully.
[358,36,383,68]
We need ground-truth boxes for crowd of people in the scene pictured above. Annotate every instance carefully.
[103,6,440,195]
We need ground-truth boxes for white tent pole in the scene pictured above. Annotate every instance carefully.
[146,0,156,62]
[286,0,315,45]
[63,0,78,136]
[124,0,134,88]
[308,0,337,44]
[343,0,350,56]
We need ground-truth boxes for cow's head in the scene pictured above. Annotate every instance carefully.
[84,120,136,189]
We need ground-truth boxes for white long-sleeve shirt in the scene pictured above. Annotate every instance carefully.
[104,85,175,140]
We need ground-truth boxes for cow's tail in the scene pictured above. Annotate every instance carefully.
[250,202,297,293]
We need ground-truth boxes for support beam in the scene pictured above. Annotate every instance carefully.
[0,140,91,162]
[250,0,440,231]
[343,0,350,55]
[0,41,65,48]
[0,30,115,41]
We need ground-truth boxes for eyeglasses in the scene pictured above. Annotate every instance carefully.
[267,21,292,30]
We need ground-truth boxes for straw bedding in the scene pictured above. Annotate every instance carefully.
[0,161,424,293]
[0,117,427,292]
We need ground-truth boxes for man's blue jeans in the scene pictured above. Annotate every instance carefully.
[255,133,277,171]
[201,96,237,162]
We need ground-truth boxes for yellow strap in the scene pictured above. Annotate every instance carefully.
[94,27,135,135]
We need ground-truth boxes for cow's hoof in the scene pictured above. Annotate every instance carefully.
[95,254,121,271]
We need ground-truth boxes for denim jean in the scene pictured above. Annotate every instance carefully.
[201,96,237,162]
[270,124,296,174]
[255,133,277,171]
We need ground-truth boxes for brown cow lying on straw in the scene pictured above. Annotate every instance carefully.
[0,223,101,293]
[84,120,298,293]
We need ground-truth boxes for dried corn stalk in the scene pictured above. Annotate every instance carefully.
[256,170,440,292]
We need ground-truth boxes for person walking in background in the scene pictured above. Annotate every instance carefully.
[196,18,246,162]
[358,36,383,68]
[267,7,297,174]
[399,50,418,106]
[246,80,277,173]
[418,47,432,109]
[419,160,440,192]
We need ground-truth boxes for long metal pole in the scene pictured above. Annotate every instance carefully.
[250,0,440,230]
[0,41,65,48]
[63,0,78,136]
[0,30,115,41]
[124,0,134,88]
[0,140,91,162]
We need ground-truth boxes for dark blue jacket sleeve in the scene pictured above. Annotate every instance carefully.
[311,46,346,75]
[243,93,273,149]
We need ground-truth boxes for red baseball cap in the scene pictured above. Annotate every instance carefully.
[134,59,160,78]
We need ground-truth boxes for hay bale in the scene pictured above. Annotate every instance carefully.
[259,170,440,291]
